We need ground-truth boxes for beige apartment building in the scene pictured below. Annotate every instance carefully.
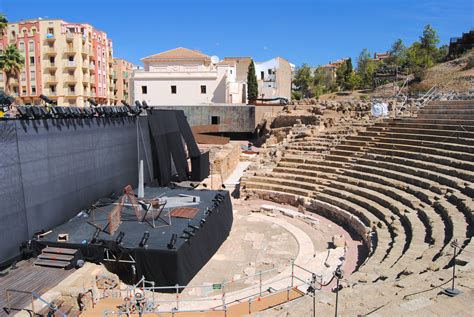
[0,19,116,106]
[112,58,133,105]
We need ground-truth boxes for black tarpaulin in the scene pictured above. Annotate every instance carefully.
[0,117,152,266]
[148,110,200,186]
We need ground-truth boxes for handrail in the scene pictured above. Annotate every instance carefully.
[92,259,328,315]
[5,289,67,317]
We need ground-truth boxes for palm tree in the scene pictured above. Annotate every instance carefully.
[0,45,25,95]
[0,13,7,36]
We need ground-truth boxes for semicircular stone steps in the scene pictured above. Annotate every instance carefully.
[263,161,452,272]
[243,100,474,306]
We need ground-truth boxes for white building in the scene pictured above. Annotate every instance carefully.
[254,57,293,100]
[131,47,245,105]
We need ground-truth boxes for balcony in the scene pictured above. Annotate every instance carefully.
[65,90,77,96]
[44,47,57,55]
[66,33,74,41]
[81,46,90,55]
[44,91,57,97]
[65,75,76,83]
[45,61,57,69]
[45,76,58,83]
[64,61,77,68]
[45,33,55,41]
[64,45,76,54]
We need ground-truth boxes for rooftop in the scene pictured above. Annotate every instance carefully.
[141,47,211,62]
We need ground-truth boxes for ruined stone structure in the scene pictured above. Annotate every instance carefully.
[243,100,474,314]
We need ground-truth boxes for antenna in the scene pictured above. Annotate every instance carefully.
[211,55,220,64]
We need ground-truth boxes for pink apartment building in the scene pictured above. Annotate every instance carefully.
[0,18,116,106]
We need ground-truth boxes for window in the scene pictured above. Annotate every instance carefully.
[30,70,35,80]
[18,42,25,51]
[22,86,27,94]
[268,69,272,75]
[68,56,74,62]
[200,85,206,94]
[29,41,34,52]
[171,85,177,94]
[260,71,264,80]
[141,85,147,94]
[30,56,35,65]
[211,116,220,125]
[51,85,56,93]
[49,56,55,63]
[31,86,36,94]
[69,84,75,93]
[20,71,26,81]
[47,28,54,35]
[230,69,233,74]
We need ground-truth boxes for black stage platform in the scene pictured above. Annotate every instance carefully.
[32,186,233,287]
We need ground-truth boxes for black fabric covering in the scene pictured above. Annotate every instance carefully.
[175,110,200,158]
[148,110,202,186]
[0,122,29,265]
[0,117,152,266]
[191,151,210,181]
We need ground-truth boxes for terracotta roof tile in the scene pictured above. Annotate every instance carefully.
[141,47,210,61]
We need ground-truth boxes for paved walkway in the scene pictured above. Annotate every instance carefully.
[224,161,251,186]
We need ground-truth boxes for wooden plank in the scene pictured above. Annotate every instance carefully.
[191,125,221,134]
[34,259,69,268]
[43,247,78,255]
[38,254,74,261]
[194,134,230,145]
[0,261,74,317]
[170,207,199,219]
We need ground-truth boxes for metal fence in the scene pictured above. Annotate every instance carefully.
[100,260,324,316]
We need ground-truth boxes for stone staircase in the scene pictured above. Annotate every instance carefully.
[242,100,474,313]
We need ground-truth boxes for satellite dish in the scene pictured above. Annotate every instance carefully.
[211,55,220,64]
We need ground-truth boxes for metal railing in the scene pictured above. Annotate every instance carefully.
[100,260,324,316]
[5,289,67,317]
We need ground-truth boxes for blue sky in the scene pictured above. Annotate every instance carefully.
[1,0,473,67]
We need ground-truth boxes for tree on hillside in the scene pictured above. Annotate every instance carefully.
[420,24,439,54]
[356,49,378,88]
[0,45,25,95]
[345,58,353,77]
[387,39,407,66]
[336,58,355,90]
[436,44,449,63]
[0,13,7,36]
[293,64,313,99]
[247,60,258,104]
[336,62,347,89]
